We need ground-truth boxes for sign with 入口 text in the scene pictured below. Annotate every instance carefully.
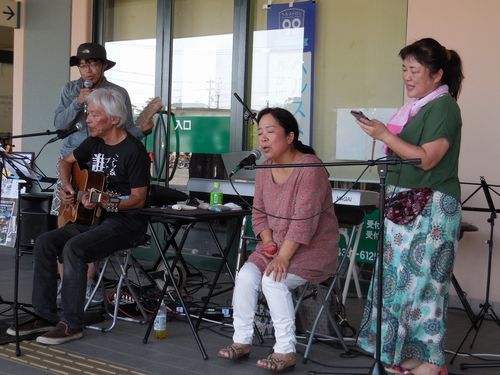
[145,116,230,154]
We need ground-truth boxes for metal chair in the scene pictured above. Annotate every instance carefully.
[294,205,365,363]
[84,184,188,332]
[336,205,366,304]
[84,236,151,332]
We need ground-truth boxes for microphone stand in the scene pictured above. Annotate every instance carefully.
[2,129,60,142]
[247,156,421,374]
[233,92,258,123]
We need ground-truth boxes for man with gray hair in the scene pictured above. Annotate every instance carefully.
[8,88,150,344]
[51,42,161,305]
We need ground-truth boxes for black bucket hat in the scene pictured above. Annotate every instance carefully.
[69,42,116,70]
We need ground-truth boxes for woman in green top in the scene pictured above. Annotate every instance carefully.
[356,38,464,375]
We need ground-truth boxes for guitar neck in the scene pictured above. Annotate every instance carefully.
[89,190,121,206]
[75,190,121,205]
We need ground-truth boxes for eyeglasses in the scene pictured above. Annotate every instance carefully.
[77,61,102,70]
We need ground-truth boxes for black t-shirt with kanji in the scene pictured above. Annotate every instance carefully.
[73,133,150,204]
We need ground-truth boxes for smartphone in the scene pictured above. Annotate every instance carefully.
[350,110,369,121]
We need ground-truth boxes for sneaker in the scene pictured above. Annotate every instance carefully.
[6,317,55,337]
[36,321,83,345]
[85,280,103,305]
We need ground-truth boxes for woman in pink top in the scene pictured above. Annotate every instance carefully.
[218,107,339,372]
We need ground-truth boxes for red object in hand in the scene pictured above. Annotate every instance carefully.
[263,243,278,256]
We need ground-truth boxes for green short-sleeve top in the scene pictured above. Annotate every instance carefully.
[386,94,462,201]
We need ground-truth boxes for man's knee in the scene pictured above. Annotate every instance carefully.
[62,238,88,265]
[33,230,59,260]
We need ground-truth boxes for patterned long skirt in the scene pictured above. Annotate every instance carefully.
[357,186,461,367]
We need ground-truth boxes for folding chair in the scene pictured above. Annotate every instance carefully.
[84,185,187,332]
[294,205,365,363]
[336,205,366,304]
[84,235,151,332]
[235,215,258,273]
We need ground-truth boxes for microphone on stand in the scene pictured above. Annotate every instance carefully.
[230,149,262,176]
[83,80,93,115]
[48,123,83,143]
[233,92,257,122]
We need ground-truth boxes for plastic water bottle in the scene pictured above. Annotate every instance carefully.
[154,301,168,339]
[210,181,223,205]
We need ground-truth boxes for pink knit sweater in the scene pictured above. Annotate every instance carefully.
[248,154,339,284]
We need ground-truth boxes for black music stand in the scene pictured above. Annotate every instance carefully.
[0,151,40,356]
[450,176,500,369]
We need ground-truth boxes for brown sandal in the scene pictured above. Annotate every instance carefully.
[385,365,409,374]
[217,343,251,360]
[256,353,296,372]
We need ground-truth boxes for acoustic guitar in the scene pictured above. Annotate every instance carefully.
[59,163,120,226]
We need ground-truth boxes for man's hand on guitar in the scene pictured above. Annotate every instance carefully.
[81,191,97,210]
[87,188,121,212]
[60,182,76,205]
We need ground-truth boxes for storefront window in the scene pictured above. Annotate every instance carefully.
[171,0,234,184]
[248,0,407,182]
[102,0,157,117]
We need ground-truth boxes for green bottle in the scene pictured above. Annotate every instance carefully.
[210,181,223,205]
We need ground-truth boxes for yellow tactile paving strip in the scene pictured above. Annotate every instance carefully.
[0,341,150,375]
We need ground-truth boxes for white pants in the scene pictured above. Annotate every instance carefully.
[232,262,306,353]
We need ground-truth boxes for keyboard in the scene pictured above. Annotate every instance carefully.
[186,178,378,207]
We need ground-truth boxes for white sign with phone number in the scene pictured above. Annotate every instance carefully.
[339,246,376,264]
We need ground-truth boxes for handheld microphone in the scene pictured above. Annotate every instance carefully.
[48,123,83,143]
[405,158,422,165]
[230,149,262,176]
[83,80,93,115]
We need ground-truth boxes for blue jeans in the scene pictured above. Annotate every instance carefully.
[32,213,147,329]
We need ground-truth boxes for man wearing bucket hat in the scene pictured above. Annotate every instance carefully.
[54,42,161,171]
[51,42,161,305]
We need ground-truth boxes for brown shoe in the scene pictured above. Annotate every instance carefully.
[256,352,296,372]
[36,321,83,345]
[217,343,251,360]
[257,353,296,372]
[6,317,55,337]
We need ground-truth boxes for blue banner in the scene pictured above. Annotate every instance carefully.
[267,1,316,144]
[267,1,315,53]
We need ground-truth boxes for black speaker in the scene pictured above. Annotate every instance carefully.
[18,193,57,248]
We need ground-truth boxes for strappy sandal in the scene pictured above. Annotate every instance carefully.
[256,353,296,372]
[402,364,446,375]
[217,343,251,360]
[385,365,406,374]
